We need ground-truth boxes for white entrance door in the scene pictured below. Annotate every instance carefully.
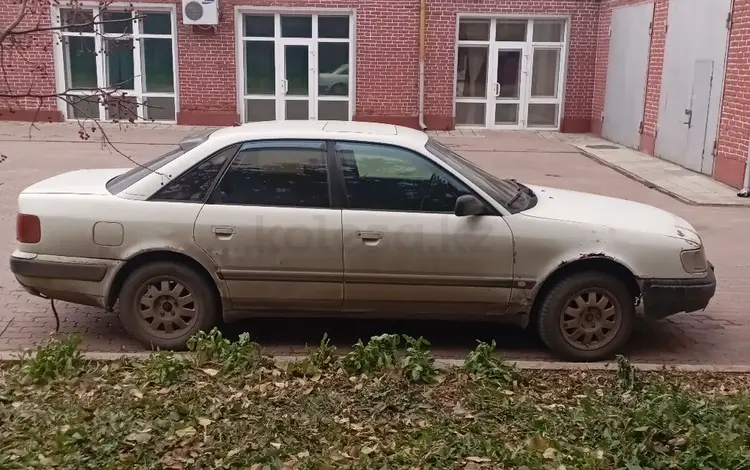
[240,13,353,123]
[455,18,566,130]
[279,41,315,120]
[489,45,528,129]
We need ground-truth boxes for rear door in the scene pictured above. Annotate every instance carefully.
[193,140,344,311]
[334,141,515,314]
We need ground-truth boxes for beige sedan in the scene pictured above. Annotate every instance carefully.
[11,121,716,361]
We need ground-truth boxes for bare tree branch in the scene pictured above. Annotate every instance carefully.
[1,0,167,171]
[0,0,30,45]
[10,15,142,36]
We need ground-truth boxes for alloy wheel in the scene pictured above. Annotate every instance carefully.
[135,277,198,339]
[559,287,622,351]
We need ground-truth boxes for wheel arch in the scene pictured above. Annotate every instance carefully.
[106,249,224,311]
[530,255,641,321]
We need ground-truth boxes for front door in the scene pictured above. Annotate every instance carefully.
[280,42,314,120]
[240,13,354,123]
[490,46,527,129]
[455,18,566,129]
[334,141,515,314]
[193,139,343,311]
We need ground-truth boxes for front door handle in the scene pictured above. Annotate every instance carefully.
[356,231,383,241]
[211,226,236,236]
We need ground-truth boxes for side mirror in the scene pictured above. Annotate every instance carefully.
[454,194,488,216]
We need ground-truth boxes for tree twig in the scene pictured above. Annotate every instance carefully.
[0,0,30,45]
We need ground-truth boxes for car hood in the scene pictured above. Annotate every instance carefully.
[21,168,128,195]
[522,184,701,244]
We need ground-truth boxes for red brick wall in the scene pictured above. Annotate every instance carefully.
[715,0,750,189]
[177,0,420,126]
[3,0,598,130]
[0,0,61,122]
[639,0,668,154]
[425,0,600,132]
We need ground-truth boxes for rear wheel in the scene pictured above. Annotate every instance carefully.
[536,271,635,362]
[119,262,219,350]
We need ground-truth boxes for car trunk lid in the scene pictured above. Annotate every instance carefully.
[21,169,128,195]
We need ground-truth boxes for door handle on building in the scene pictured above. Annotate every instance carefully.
[281,79,288,94]
[494,82,501,97]
[683,108,693,127]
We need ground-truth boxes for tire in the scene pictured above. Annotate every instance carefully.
[119,261,219,350]
[536,271,635,362]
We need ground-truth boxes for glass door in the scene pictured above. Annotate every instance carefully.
[279,42,314,120]
[454,18,566,130]
[489,46,528,129]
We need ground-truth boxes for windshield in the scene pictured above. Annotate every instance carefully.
[105,131,212,195]
[425,138,534,212]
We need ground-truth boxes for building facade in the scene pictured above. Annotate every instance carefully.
[1,0,748,188]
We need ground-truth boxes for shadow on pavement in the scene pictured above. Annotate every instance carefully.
[219,317,550,360]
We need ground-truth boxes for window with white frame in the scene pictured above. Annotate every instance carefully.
[239,12,354,122]
[54,5,178,121]
[455,17,567,129]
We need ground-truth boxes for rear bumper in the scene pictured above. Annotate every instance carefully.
[9,251,122,309]
[641,262,716,319]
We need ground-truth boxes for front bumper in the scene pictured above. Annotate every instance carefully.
[10,251,122,309]
[641,261,716,319]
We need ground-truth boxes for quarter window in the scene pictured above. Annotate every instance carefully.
[151,145,239,202]
[211,141,330,208]
[336,142,471,213]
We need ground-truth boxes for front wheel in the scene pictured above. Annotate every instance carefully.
[119,261,219,350]
[536,271,635,362]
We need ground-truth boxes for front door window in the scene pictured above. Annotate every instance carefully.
[240,13,353,122]
[335,142,471,213]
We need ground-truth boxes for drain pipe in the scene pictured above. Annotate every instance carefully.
[738,138,750,197]
[418,0,427,130]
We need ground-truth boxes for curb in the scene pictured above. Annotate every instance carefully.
[576,148,748,208]
[2,350,750,373]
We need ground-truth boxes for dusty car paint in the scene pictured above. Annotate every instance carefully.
[10,121,714,354]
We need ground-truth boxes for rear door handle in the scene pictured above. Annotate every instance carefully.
[212,226,236,236]
[356,231,383,241]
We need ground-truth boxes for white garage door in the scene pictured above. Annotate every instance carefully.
[602,3,654,150]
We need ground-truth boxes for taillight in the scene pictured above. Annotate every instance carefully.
[16,214,41,243]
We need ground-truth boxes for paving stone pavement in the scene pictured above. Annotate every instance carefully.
[1,122,748,365]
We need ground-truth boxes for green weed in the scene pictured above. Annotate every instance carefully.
[402,335,437,384]
[140,350,187,386]
[186,328,266,374]
[339,333,401,375]
[464,340,522,387]
[21,335,84,384]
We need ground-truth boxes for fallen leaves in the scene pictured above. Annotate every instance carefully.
[174,426,197,438]
[3,359,750,470]
[197,417,212,427]
[125,431,152,444]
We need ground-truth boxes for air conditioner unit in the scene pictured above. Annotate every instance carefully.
[182,0,219,26]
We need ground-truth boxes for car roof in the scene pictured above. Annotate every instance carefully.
[207,120,429,148]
